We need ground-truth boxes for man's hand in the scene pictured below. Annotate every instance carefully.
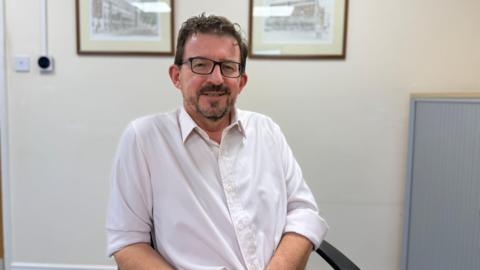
[114,242,174,270]
[266,232,313,270]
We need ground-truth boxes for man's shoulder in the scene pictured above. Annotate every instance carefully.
[237,109,281,135]
[129,109,179,134]
[237,109,278,127]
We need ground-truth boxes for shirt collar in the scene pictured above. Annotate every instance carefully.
[179,106,246,143]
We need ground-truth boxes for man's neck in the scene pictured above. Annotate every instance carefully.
[199,117,230,144]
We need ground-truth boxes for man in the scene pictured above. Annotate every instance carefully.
[106,14,328,270]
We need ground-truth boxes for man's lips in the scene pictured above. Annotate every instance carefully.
[198,84,230,97]
[201,91,227,97]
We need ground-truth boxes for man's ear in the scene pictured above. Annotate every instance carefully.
[169,64,181,89]
[238,72,248,93]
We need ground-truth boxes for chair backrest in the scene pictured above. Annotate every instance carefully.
[316,240,360,270]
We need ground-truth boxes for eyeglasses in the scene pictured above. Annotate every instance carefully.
[182,57,243,78]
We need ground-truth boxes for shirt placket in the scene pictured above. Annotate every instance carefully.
[219,133,261,270]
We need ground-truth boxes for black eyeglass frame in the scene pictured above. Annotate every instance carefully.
[181,57,245,78]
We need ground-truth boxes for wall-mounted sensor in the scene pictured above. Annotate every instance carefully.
[37,55,54,72]
[14,55,31,72]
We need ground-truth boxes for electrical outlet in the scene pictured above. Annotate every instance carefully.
[14,55,30,72]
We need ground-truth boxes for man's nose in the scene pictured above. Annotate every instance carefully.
[208,64,224,84]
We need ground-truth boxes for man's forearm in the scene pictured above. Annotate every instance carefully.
[266,232,313,270]
[114,243,174,270]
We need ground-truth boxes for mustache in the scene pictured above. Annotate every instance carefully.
[199,84,230,95]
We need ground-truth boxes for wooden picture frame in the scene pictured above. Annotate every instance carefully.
[76,0,174,56]
[248,0,348,59]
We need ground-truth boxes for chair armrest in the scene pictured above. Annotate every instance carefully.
[315,240,360,270]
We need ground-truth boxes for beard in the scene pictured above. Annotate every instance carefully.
[191,84,234,121]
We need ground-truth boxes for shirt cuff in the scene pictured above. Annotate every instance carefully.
[283,208,329,250]
[106,229,151,257]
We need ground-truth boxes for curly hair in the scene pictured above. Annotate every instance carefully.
[174,13,248,73]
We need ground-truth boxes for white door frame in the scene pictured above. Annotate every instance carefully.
[0,0,12,269]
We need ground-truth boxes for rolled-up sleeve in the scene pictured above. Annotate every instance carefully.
[106,123,153,257]
[274,124,329,250]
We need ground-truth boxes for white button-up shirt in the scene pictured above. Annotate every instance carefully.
[106,107,328,270]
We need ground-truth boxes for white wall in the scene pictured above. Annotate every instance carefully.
[4,0,480,269]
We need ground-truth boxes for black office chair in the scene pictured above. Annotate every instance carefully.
[316,240,360,270]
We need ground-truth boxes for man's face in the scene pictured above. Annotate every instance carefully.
[169,33,248,125]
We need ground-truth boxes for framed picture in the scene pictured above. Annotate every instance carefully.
[76,0,174,55]
[248,0,348,59]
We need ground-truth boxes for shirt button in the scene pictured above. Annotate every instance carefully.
[224,182,234,193]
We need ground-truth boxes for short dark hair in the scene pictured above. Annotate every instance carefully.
[174,14,248,73]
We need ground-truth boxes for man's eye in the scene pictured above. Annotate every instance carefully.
[193,62,207,68]
[222,64,237,72]
[223,66,234,71]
